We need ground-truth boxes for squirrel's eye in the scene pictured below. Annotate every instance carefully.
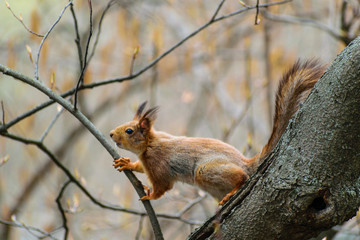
[125,128,134,135]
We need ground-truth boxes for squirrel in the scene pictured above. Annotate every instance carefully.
[109,59,326,205]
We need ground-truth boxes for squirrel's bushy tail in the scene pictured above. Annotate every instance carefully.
[260,59,327,160]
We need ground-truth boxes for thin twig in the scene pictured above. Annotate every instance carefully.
[5,1,44,37]
[1,100,5,125]
[210,0,226,21]
[261,10,348,43]
[222,103,251,142]
[56,180,71,240]
[179,195,208,216]
[0,219,58,240]
[0,97,56,132]
[135,216,145,240]
[74,0,93,110]
[255,0,260,24]
[40,105,64,142]
[87,0,117,63]
[155,195,207,225]
[35,0,73,80]
[69,1,83,71]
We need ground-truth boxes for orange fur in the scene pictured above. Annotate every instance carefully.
[110,60,326,204]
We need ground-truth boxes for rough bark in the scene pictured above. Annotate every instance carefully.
[189,36,360,240]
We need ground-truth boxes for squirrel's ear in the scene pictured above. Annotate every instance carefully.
[139,106,159,133]
[134,101,147,120]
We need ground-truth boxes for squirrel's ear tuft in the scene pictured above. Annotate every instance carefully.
[139,106,159,133]
[144,106,159,122]
[134,101,148,120]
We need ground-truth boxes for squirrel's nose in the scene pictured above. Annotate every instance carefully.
[109,132,114,138]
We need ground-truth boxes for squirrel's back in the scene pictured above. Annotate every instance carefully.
[260,59,327,160]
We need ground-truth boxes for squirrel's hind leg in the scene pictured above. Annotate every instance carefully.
[195,162,249,204]
[219,183,243,205]
[139,181,174,201]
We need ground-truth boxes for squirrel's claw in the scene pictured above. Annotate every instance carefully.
[139,195,150,201]
[219,191,234,205]
[139,185,152,201]
[219,196,230,205]
[143,185,151,195]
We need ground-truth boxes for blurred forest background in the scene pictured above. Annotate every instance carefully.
[0,0,359,239]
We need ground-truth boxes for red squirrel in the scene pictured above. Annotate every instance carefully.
[109,60,326,205]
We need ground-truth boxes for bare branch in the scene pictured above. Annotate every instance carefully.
[35,0,73,80]
[87,0,117,63]
[0,64,164,240]
[1,129,206,226]
[0,88,75,133]
[69,1,83,71]
[0,219,58,240]
[2,81,144,230]
[222,103,251,142]
[40,105,64,142]
[56,180,71,240]
[135,216,145,240]
[255,0,260,25]
[74,0,93,110]
[0,131,146,215]
[5,1,44,37]
[1,100,5,125]
[210,0,226,22]
[155,195,207,225]
[261,10,349,44]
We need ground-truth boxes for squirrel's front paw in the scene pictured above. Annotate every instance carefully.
[113,157,133,172]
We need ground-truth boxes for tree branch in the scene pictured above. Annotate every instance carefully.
[0,65,164,240]
[261,10,350,44]
[1,132,140,213]
[189,36,360,240]
[1,129,206,225]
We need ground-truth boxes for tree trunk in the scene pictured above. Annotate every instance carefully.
[189,36,360,240]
